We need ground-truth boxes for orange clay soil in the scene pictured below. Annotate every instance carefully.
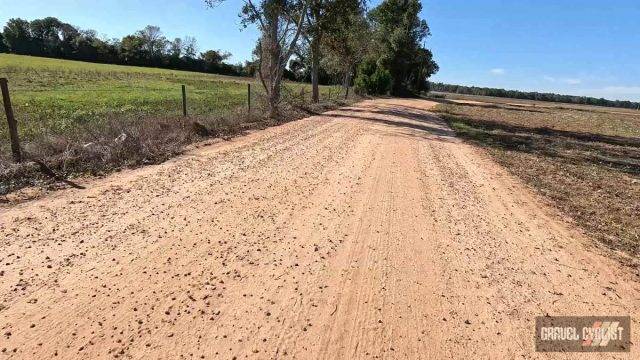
[0,99,638,359]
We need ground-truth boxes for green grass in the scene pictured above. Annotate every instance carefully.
[0,54,343,150]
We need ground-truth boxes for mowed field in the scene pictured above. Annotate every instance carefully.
[0,54,344,151]
[432,92,640,260]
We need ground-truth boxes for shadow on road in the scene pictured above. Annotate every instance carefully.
[327,103,457,141]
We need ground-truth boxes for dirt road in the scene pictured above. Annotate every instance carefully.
[0,99,638,359]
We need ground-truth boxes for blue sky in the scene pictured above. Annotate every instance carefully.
[1,0,639,101]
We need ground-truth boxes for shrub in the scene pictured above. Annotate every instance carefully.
[354,60,391,95]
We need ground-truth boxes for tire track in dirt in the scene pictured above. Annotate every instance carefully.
[0,99,638,359]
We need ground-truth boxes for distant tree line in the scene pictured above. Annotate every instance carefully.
[430,82,640,110]
[0,17,251,76]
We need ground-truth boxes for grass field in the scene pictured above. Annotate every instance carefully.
[433,95,640,259]
[0,54,350,195]
[0,54,344,148]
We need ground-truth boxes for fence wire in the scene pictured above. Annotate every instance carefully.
[0,79,351,157]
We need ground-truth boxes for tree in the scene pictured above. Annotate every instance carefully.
[120,35,146,65]
[166,37,184,68]
[200,49,232,72]
[0,33,8,53]
[287,57,307,81]
[303,0,365,102]
[0,17,248,78]
[30,17,65,56]
[406,47,438,92]
[72,30,100,61]
[428,82,640,110]
[354,58,391,95]
[3,18,34,54]
[182,36,198,59]
[369,0,438,95]
[322,0,370,96]
[59,23,81,58]
[169,37,184,58]
[135,25,168,62]
[207,0,309,117]
[303,0,327,103]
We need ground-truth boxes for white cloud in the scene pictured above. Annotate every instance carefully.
[601,86,640,95]
[543,76,581,85]
[572,86,640,101]
[489,68,505,75]
[563,78,582,85]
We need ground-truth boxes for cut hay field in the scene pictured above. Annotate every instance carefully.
[434,97,640,260]
[0,54,343,149]
[429,91,640,116]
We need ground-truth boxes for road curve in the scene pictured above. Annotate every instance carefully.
[0,99,638,359]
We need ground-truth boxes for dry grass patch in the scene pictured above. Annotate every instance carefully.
[435,101,640,259]
[1,97,355,197]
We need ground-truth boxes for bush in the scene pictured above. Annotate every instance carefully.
[354,60,391,95]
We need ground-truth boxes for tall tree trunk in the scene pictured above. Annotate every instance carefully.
[261,7,283,118]
[343,66,351,100]
[256,0,308,118]
[310,35,321,103]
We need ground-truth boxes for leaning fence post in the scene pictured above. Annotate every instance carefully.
[181,85,187,117]
[0,78,21,162]
[247,83,251,115]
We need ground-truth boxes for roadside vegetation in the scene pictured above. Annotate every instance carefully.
[434,98,640,259]
[0,54,350,195]
[0,54,345,143]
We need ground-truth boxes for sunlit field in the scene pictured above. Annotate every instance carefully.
[0,54,344,146]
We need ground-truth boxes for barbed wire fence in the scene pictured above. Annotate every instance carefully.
[0,77,352,162]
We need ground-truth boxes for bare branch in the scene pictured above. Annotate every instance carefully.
[278,18,293,44]
[256,53,268,92]
[281,0,309,64]
[246,0,266,31]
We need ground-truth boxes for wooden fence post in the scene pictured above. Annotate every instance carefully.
[247,83,251,115]
[181,85,187,117]
[0,78,22,162]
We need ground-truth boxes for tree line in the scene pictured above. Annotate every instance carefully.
[0,17,249,76]
[430,83,640,110]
